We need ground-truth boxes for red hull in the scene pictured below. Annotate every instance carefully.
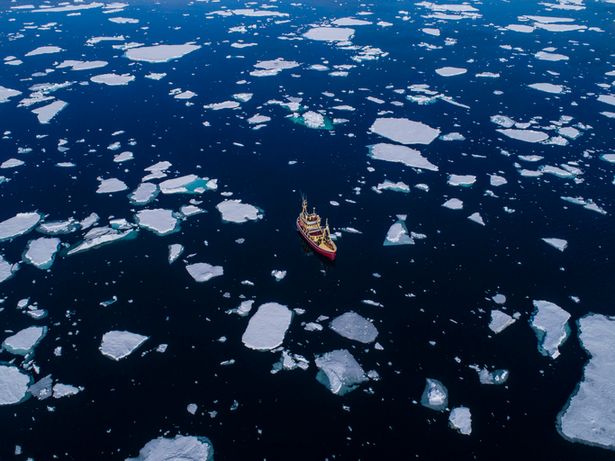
[296,219,336,260]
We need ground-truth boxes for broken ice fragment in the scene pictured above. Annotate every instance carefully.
[242,302,292,351]
[384,215,413,246]
[449,407,472,435]
[129,183,159,205]
[159,175,214,194]
[96,177,128,194]
[90,73,135,86]
[2,326,47,356]
[435,67,467,77]
[125,43,201,63]
[216,200,263,223]
[489,310,516,334]
[530,300,571,359]
[32,100,67,124]
[497,129,549,143]
[53,383,82,399]
[99,330,148,361]
[66,226,137,256]
[469,365,509,385]
[185,263,223,282]
[314,349,367,395]
[447,175,476,187]
[420,378,448,411]
[329,311,378,344]
[126,435,214,461]
[135,209,180,236]
[0,365,30,405]
[303,27,355,42]
[467,212,485,226]
[271,270,286,281]
[168,244,184,264]
[0,212,43,242]
[0,255,18,284]
[442,198,463,210]
[28,375,53,400]
[368,143,438,171]
[542,238,568,252]
[22,237,61,269]
[369,118,440,145]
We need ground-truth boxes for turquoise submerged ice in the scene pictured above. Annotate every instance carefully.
[315,349,367,395]
[126,435,213,461]
[421,378,448,411]
[557,314,615,451]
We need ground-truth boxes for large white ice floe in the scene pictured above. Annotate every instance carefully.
[125,43,201,63]
[530,300,571,359]
[135,209,180,236]
[216,200,263,223]
[90,73,135,86]
[96,177,128,194]
[23,237,61,269]
[489,310,516,334]
[0,365,30,406]
[435,67,467,77]
[557,314,615,451]
[0,255,18,284]
[421,378,448,411]
[329,311,378,344]
[497,128,549,143]
[129,183,159,205]
[185,263,224,282]
[2,326,47,356]
[314,349,367,395]
[369,118,440,145]
[100,330,148,361]
[449,407,472,435]
[126,435,214,461]
[368,143,438,171]
[303,27,355,42]
[448,174,476,187]
[56,59,108,71]
[0,212,43,242]
[25,46,63,56]
[159,175,215,194]
[542,238,568,252]
[32,100,67,124]
[242,302,293,351]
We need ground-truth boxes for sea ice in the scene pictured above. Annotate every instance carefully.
[23,237,61,269]
[435,67,467,77]
[449,407,472,435]
[168,244,184,264]
[100,330,148,361]
[467,212,485,226]
[374,181,411,193]
[251,58,300,77]
[0,255,18,284]
[489,310,516,333]
[91,73,135,86]
[126,435,214,461]
[25,46,63,56]
[0,86,21,103]
[2,326,47,355]
[0,212,43,242]
[129,183,159,205]
[535,51,569,61]
[32,100,67,124]
[542,238,568,252]
[442,198,463,210]
[242,302,293,351]
[185,263,223,282]
[497,129,549,143]
[448,175,476,187]
[135,209,180,236]
[159,175,214,194]
[0,365,30,406]
[314,349,367,395]
[125,44,201,63]
[303,27,355,42]
[53,383,82,398]
[368,144,438,171]
[66,226,137,256]
[56,60,108,71]
[96,177,127,193]
[384,215,413,246]
[421,378,448,411]
[329,311,378,344]
[531,300,571,359]
[470,365,509,385]
[528,83,566,94]
[369,118,440,145]
[1,158,25,169]
[216,200,263,223]
[557,314,615,450]
[271,270,287,281]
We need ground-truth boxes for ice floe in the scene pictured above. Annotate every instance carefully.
[0,365,30,406]
[0,212,43,242]
[315,349,367,395]
[23,237,61,269]
[185,263,223,282]
[528,83,566,94]
[442,198,463,210]
[368,144,438,171]
[242,302,292,351]
[25,46,63,56]
[497,129,549,143]
[369,118,440,145]
[435,67,467,77]
[159,175,215,194]
[271,270,287,281]
[125,44,201,63]
[535,51,569,61]
[530,300,571,359]
[129,183,159,205]
[32,100,67,124]
[384,215,413,246]
[0,255,18,284]
[2,326,47,356]
[0,86,22,103]
[557,314,615,450]
[448,175,476,187]
[168,244,184,264]
[216,200,263,223]
[67,226,137,256]
[329,311,378,344]
[100,330,148,361]
[126,435,214,461]
[470,364,509,385]
[449,407,472,435]
[96,177,128,193]
[56,59,108,71]
[421,378,448,411]
[489,310,516,334]
[135,209,180,236]
[542,238,568,252]
[53,383,82,399]
[250,58,300,77]
[91,73,135,86]
[303,27,355,42]
[467,212,485,226]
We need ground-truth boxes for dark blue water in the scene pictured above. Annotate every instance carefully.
[0,0,614,459]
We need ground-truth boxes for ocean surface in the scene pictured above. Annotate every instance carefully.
[0,0,614,460]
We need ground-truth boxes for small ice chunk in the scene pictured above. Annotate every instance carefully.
[467,212,485,226]
[369,118,440,145]
[497,129,549,143]
[384,215,413,246]
[329,311,378,344]
[442,198,463,210]
[53,383,82,398]
[2,326,47,356]
[242,302,293,351]
[66,226,137,256]
[449,407,472,435]
[187,403,198,415]
[528,83,565,94]
[271,270,286,281]
[114,151,134,163]
[470,364,509,385]
[126,435,214,461]
[23,237,61,269]
[125,43,201,63]
[0,365,30,406]
[216,200,263,223]
[99,330,148,361]
[0,85,22,103]
[0,212,43,242]
[185,263,223,282]
[1,158,24,169]
[542,238,568,252]
[420,378,448,411]
[168,244,184,264]
[135,209,180,236]
[25,46,63,56]
[368,143,438,171]
[315,349,367,395]
[530,300,571,359]
[489,310,516,334]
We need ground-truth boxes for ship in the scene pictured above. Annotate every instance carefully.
[296,198,337,260]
